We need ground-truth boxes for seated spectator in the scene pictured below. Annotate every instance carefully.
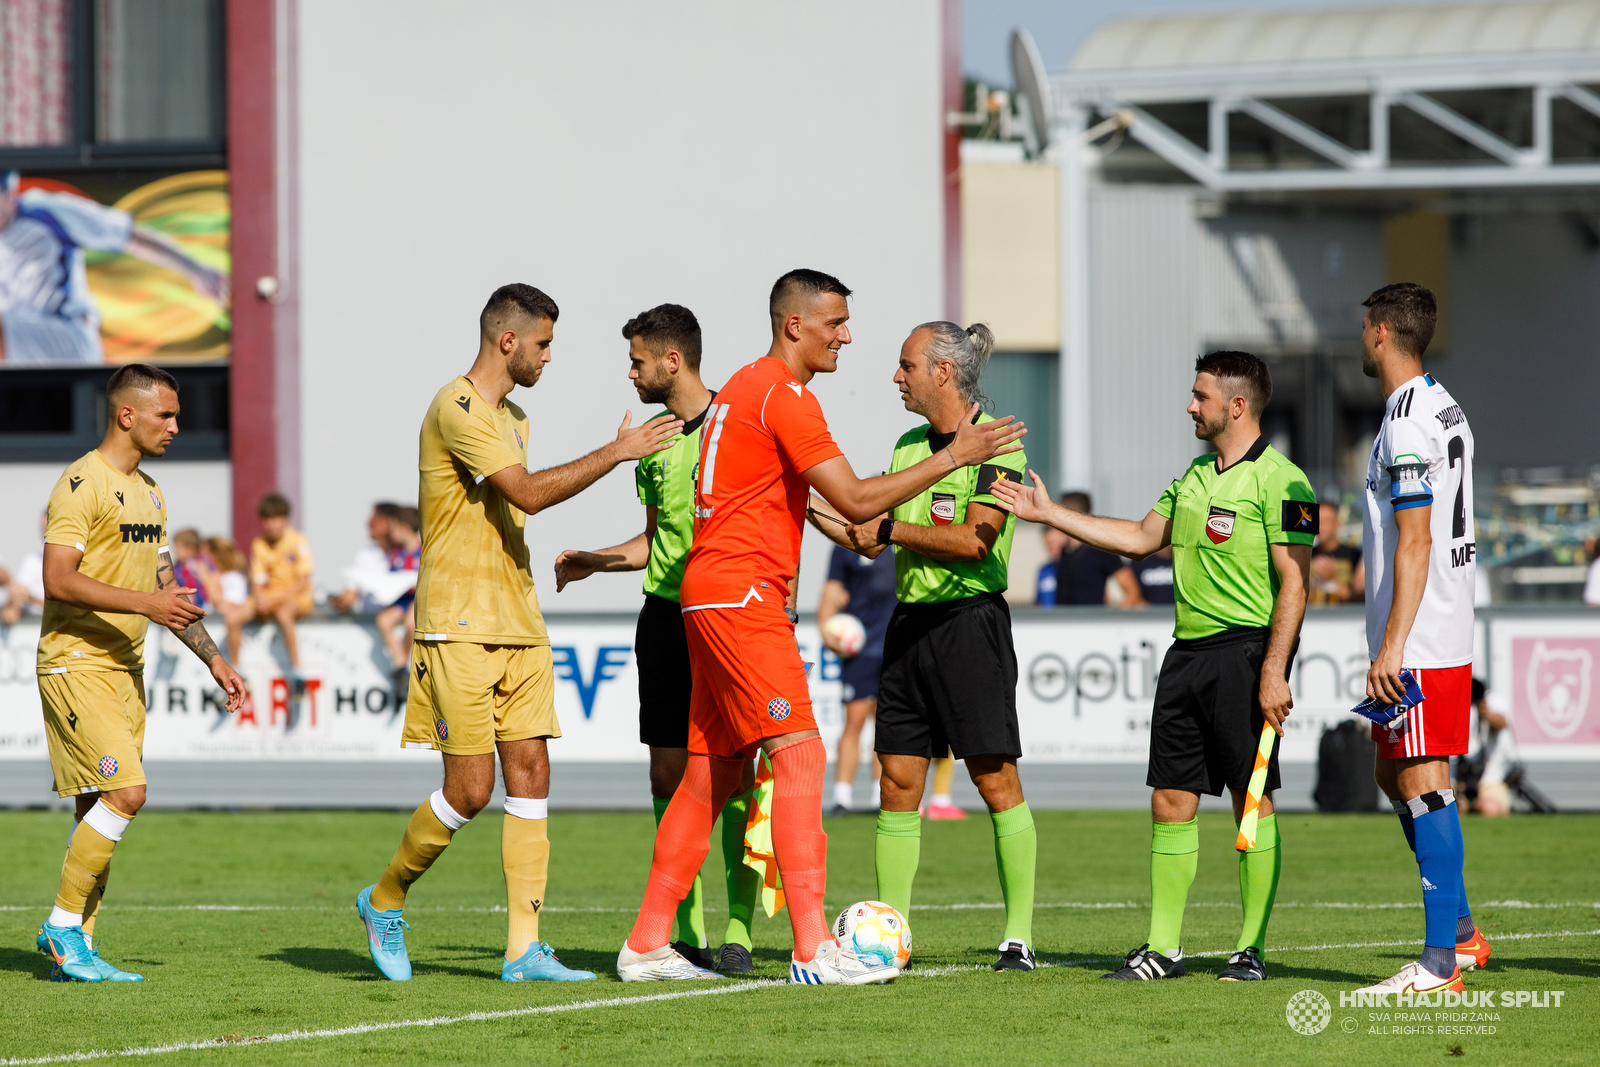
[330,502,403,614]
[3,511,47,625]
[377,506,421,694]
[198,536,254,662]
[250,492,315,690]
[1114,545,1176,608]
[1053,492,1125,605]
[170,528,209,609]
[1035,524,1068,606]
[1310,501,1363,605]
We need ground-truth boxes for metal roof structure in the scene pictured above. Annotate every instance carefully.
[1053,1,1600,190]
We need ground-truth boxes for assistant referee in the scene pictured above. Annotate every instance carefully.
[991,350,1315,984]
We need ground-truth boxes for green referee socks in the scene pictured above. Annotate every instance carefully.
[992,802,1037,944]
[653,796,707,950]
[874,809,922,918]
[720,790,761,951]
[1148,818,1199,955]
[1235,813,1281,953]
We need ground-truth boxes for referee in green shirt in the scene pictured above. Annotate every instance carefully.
[810,320,1039,973]
[991,350,1315,983]
[554,304,761,974]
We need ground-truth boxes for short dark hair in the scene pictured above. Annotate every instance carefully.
[373,502,402,520]
[1060,491,1091,513]
[622,304,702,371]
[480,283,559,341]
[1363,282,1436,357]
[258,491,291,519]
[396,506,420,532]
[1194,350,1272,417]
[769,268,852,320]
[106,363,179,402]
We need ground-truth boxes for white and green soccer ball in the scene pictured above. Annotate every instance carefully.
[833,900,911,968]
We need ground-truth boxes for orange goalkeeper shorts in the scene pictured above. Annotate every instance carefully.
[682,597,816,758]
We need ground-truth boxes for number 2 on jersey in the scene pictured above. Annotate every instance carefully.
[1447,435,1466,540]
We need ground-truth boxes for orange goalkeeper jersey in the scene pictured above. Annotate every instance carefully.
[680,356,842,611]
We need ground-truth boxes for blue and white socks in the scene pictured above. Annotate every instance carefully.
[1403,789,1466,978]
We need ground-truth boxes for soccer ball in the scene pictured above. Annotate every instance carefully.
[834,900,911,968]
[822,612,866,658]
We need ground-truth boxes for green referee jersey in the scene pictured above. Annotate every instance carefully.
[1152,436,1317,639]
[634,399,712,603]
[888,414,1027,603]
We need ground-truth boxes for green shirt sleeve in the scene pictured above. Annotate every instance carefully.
[636,456,659,506]
[1153,476,1181,520]
[1264,463,1318,545]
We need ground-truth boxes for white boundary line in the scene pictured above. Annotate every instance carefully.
[4,928,1597,1065]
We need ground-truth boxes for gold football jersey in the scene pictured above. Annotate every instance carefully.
[37,450,167,674]
[413,377,548,646]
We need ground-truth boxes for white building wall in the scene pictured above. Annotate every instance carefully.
[293,1,942,612]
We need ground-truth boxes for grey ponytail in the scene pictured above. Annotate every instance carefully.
[915,320,995,406]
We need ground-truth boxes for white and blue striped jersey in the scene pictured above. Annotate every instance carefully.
[1362,373,1476,668]
[0,189,133,321]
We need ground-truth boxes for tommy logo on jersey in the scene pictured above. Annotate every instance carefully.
[930,492,957,525]
[1206,506,1236,544]
[1281,500,1319,535]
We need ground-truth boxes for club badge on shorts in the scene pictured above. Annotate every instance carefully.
[930,492,957,526]
[98,756,118,777]
[1206,505,1236,544]
[434,718,449,741]
[767,697,791,722]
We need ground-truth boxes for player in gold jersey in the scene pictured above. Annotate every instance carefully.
[357,283,681,982]
[35,363,246,982]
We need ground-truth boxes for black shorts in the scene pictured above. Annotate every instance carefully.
[875,592,1020,761]
[839,653,882,703]
[1146,626,1293,796]
[636,593,691,748]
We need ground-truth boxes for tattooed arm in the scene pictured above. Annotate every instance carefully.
[156,550,247,712]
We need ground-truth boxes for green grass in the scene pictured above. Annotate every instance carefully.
[1,809,1596,1065]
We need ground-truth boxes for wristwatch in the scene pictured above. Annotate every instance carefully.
[785,607,799,626]
[877,517,896,546]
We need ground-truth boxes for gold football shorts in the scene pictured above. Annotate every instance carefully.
[402,641,559,755]
[39,669,147,797]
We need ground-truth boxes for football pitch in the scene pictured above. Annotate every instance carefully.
[1,808,1595,1066]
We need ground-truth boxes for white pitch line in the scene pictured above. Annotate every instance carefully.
[5,928,1598,1065]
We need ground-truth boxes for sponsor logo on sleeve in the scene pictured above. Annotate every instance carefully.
[455,395,471,412]
[1206,506,1236,544]
[1281,500,1319,534]
[974,463,1014,496]
[69,476,82,492]
[1389,458,1432,509]
[930,492,957,525]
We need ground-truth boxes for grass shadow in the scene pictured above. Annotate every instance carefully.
[0,946,53,981]
[263,946,502,981]
[1486,956,1600,979]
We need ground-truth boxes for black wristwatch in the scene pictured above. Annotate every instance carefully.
[785,607,799,626]
[877,517,896,546]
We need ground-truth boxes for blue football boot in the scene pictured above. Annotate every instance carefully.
[356,885,412,980]
[38,923,102,982]
[502,941,597,982]
[40,930,146,982]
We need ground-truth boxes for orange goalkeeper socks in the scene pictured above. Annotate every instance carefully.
[627,754,743,953]
[769,736,830,963]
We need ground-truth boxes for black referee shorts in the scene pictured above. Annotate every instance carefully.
[875,592,1021,761]
[635,593,692,748]
[1146,626,1293,796]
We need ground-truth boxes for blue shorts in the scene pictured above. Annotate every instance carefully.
[839,653,882,704]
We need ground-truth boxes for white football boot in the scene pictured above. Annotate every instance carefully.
[789,939,900,985]
[617,942,725,982]
[1354,960,1463,996]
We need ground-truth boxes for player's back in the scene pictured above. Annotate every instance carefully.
[1363,373,1475,667]
[681,356,840,611]
[414,377,547,646]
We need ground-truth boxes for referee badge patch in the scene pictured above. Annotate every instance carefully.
[1281,500,1319,534]
[767,697,792,721]
[930,492,957,525]
[1206,506,1236,544]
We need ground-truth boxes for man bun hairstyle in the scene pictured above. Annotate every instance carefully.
[915,320,995,406]
[480,283,559,341]
[258,491,292,519]
[1362,282,1436,357]
[1195,350,1272,417]
[106,362,179,402]
[622,303,702,371]
[769,268,852,320]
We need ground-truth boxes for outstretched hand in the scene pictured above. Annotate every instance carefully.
[947,403,1024,468]
[553,549,600,592]
[987,469,1053,525]
[611,412,684,463]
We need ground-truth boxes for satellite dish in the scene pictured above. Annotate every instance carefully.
[1010,28,1053,156]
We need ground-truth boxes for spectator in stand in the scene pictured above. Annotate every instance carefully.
[1460,679,1513,818]
[1310,500,1364,605]
[378,506,422,695]
[816,541,897,816]
[1584,536,1600,608]
[330,503,403,614]
[1114,545,1177,609]
[170,529,209,609]
[1034,522,1069,606]
[3,510,48,625]
[0,553,16,625]
[1052,492,1125,605]
[199,536,253,662]
[250,492,315,695]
